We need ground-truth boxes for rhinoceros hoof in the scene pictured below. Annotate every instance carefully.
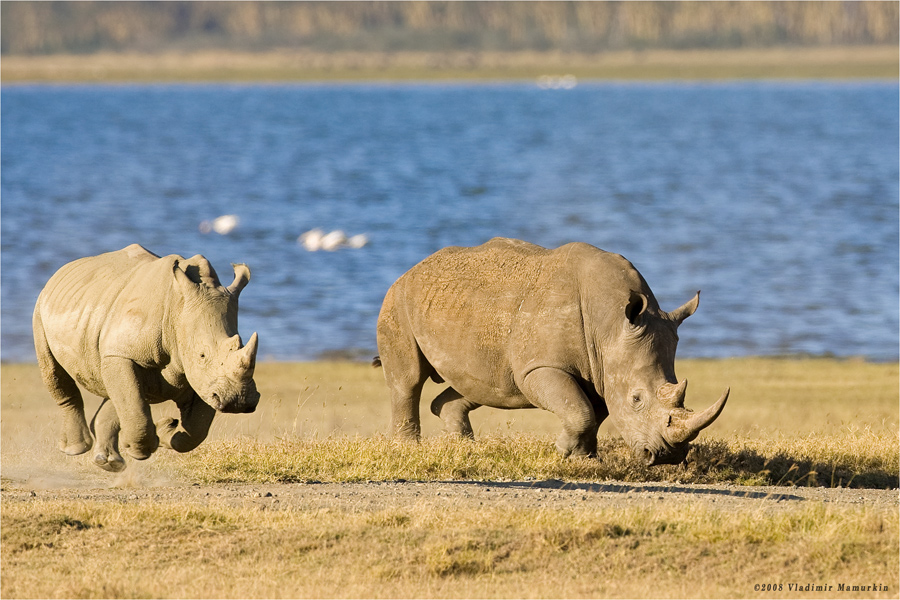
[569,450,597,460]
[94,452,126,472]
[123,446,154,461]
[59,440,92,456]
[443,429,475,440]
[556,444,597,460]
[393,425,421,442]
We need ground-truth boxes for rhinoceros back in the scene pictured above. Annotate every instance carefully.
[34,244,166,395]
[386,238,592,395]
[399,238,548,331]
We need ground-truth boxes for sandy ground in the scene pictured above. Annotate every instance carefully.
[3,476,897,515]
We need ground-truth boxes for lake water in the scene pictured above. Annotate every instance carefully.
[2,82,897,362]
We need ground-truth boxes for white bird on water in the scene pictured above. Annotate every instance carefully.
[346,233,369,249]
[299,228,325,251]
[320,230,347,251]
[298,229,369,251]
[199,214,240,235]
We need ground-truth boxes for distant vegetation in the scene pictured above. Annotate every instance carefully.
[2,1,898,55]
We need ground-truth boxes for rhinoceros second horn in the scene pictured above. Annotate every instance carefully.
[667,387,731,445]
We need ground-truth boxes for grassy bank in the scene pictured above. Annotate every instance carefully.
[2,45,897,83]
[3,499,896,598]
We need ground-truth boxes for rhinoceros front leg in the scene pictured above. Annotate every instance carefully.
[430,388,479,439]
[99,357,159,460]
[157,394,216,453]
[90,398,126,472]
[521,367,598,458]
[34,311,93,456]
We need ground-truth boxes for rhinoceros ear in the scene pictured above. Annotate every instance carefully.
[625,291,648,326]
[668,291,700,326]
[173,261,200,296]
[188,255,220,285]
[227,264,251,297]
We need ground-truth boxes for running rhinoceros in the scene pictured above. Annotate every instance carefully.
[33,244,260,472]
[375,238,729,466]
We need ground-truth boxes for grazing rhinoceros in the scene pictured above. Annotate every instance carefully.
[375,238,729,466]
[33,244,260,472]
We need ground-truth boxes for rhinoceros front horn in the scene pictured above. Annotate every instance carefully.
[667,387,730,445]
[238,332,258,373]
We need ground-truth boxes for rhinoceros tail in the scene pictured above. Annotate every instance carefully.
[372,356,382,368]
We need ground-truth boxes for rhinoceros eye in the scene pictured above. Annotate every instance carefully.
[631,394,644,410]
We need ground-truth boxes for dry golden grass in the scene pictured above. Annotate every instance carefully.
[2,358,897,598]
[2,497,897,598]
[2,45,897,83]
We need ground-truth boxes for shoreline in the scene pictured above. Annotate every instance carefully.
[3,45,897,84]
[2,354,897,366]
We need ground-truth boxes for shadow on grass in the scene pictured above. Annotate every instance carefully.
[448,479,806,501]
[612,439,900,490]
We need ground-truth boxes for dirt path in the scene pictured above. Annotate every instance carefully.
[3,479,897,513]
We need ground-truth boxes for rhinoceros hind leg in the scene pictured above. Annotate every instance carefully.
[522,367,598,459]
[33,311,93,456]
[90,398,126,472]
[376,301,432,441]
[390,382,425,442]
[430,388,478,439]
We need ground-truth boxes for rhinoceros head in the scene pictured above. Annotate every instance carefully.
[601,290,729,466]
[172,257,260,414]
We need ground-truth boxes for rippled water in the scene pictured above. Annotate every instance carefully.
[2,82,897,361]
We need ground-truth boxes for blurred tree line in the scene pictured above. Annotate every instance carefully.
[2,1,897,55]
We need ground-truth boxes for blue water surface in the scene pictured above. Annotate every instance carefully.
[2,82,897,361]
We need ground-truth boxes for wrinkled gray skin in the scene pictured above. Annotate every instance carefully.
[376,238,729,466]
[33,244,260,472]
